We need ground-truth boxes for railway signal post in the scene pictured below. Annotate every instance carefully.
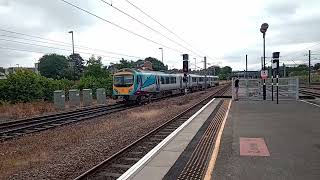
[183,54,189,94]
[272,52,280,104]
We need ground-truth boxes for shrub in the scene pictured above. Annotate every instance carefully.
[0,70,74,103]
[4,70,43,103]
[78,75,113,98]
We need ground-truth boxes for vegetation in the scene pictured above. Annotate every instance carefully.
[38,54,69,79]
[0,70,73,103]
[78,55,113,96]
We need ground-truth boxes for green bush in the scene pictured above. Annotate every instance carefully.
[0,70,74,103]
[3,70,43,103]
[78,75,113,98]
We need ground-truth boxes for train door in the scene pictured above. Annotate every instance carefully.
[156,76,160,92]
[179,77,182,89]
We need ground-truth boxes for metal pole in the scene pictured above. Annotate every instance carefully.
[159,48,163,63]
[263,33,266,100]
[204,56,207,90]
[71,32,74,55]
[271,74,274,101]
[276,74,279,104]
[246,54,248,78]
[309,50,311,86]
[69,31,75,81]
[161,48,163,63]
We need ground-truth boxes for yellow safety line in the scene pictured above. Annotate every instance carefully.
[204,100,232,180]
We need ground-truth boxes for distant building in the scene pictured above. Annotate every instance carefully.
[232,71,260,79]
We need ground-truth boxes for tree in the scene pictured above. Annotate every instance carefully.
[219,66,232,80]
[145,57,168,71]
[68,53,85,80]
[314,63,320,70]
[208,66,220,76]
[38,54,68,79]
[84,55,108,78]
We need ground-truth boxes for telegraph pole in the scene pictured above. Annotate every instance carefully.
[204,56,207,90]
[309,50,311,86]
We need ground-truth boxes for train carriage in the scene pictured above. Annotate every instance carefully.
[113,68,219,102]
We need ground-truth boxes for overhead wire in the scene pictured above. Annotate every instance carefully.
[99,0,202,58]
[0,29,143,59]
[0,39,134,61]
[123,0,214,59]
[59,0,183,54]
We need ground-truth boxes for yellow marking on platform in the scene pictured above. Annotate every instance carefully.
[204,100,232,180]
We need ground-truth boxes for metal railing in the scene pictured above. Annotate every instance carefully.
[232,77,299,101]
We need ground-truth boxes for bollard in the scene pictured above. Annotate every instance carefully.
[96,88,106,105]
[83,89,93,106]
[69,89,80,108]
[54,90,65,110]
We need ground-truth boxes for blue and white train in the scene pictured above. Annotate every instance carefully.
[113,68,219,101]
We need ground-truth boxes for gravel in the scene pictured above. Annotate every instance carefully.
[0,88,223,180]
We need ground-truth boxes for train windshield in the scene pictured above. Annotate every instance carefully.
[114,75,134,87]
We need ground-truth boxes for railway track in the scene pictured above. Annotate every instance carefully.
[299,88,320,98]
[0,103,132,141]
[0,85,229,142]
[74,84,230,180]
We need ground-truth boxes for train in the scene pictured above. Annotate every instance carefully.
[112,68,219,102]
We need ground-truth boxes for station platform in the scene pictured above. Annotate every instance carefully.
[212,100,320,180]
[126,98,320,180]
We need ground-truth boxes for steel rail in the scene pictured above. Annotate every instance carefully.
[74,84,230,180]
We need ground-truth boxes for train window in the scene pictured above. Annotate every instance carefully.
[165,77,170,84]
[161,76,165,84]
[192,77,196,82]
[170,77,176,84]
[114,75,134,87]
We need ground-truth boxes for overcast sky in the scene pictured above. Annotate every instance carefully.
[0,0,320,70]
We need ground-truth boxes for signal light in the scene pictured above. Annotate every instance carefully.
[183,61,188,73]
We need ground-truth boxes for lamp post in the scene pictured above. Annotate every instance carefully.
[69,31,75,81]
[159,47,163,63]
[69,31,74,55]
[260,23,269,100]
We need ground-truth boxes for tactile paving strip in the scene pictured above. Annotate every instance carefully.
[163,100,230,180]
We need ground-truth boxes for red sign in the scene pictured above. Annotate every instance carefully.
[240,137,270,156]
[261,70,268,79]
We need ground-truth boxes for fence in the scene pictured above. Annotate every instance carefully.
[232,77,299,101]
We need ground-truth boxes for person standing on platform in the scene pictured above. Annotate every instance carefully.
[235,78,239,101]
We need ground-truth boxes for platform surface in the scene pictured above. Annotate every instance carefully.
[129,98,221,180]
[212,100,320,180]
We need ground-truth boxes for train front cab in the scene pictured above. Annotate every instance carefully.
[113,71,135,101]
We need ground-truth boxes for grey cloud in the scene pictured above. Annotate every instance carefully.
[0,0,96,34]
[264,1,298,17]
[0,0,98,67]
[272,16,320,45]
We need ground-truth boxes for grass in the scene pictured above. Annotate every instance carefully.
[0,101,55,122]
